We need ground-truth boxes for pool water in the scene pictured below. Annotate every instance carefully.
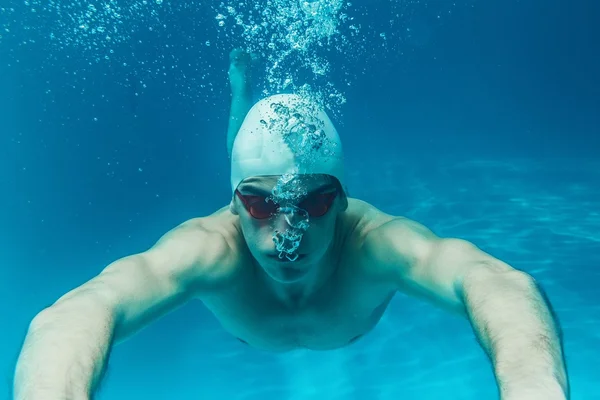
[1,0,598,398]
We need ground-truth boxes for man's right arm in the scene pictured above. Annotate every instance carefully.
[13,219,231,400]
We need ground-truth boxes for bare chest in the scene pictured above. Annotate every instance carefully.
[201,272,395,352]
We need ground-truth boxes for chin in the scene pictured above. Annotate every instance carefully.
[262,255,313,283]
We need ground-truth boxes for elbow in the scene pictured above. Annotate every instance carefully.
[29,305,66,331]
[31,288,119,331]
[462,266,536,294]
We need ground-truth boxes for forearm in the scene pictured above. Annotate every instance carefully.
[14,293,117,400]
[461,269,569,398]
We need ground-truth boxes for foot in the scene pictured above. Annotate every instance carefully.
[228,48,253,97]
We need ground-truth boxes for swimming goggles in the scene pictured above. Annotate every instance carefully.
[235,189,338,219]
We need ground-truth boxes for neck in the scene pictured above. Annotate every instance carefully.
[288,247,339,307]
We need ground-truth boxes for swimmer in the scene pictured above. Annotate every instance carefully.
[14,49,570,400]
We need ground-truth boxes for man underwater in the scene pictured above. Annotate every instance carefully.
[14,50,569,400]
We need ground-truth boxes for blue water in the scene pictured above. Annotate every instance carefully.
[1,0,599,399]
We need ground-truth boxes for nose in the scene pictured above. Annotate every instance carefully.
[272,213,291,233]
[271,206,310,261]
[277,205,309,230]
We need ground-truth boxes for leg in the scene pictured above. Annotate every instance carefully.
[227,49,254,157]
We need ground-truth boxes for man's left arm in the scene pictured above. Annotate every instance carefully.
[370,218,569,399]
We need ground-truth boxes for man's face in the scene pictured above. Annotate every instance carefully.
[231,174,346,283]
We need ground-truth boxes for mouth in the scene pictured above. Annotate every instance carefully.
[268,254,306,262]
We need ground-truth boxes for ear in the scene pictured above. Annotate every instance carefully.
[229,197,240,215]
[338,191,348,211]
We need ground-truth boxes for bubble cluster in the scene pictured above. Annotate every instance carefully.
[260,93,343,261]
[2,0,456,109]
[263,95,330,259]
[259,94,340,201]
[5,0,155,57]
[215,0,355,113]
[269,173,312,262]
[265,99,329,149]
[1,0,225,106]
[273,219,307,261]
[270,173,308,202]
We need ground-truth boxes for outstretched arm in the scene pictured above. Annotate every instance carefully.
[13,219,230,400]
[459,250,568,399]
[227,49,254,157]
[366,218,569,399]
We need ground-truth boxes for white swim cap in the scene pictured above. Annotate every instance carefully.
[230,93,345,193]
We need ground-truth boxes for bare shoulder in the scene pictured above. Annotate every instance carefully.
[345,198,441,272]
[345,198,435,242]
[343,198,394,237]
[145,206,244,292]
